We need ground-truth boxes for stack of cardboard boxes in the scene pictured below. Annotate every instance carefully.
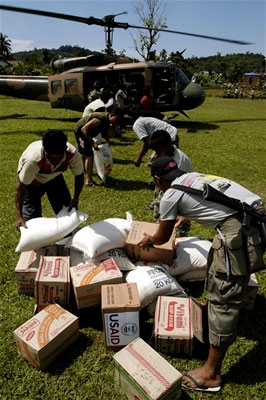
[13,220,259,398]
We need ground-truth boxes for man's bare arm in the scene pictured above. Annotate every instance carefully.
[15,180,27,231]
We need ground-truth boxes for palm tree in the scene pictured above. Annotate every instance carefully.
[0,33,12,59]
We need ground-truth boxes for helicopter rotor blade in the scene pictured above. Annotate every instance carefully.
[0,4,252,45]
[126,24,252,45]
[0,5,111,27]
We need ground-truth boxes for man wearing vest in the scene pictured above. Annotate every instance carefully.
[138,156,265,393]
[15,129,84,232]
[74,109,123,187]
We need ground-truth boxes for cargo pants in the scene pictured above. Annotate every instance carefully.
[205,215,251,347]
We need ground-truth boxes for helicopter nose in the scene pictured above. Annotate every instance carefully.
[181,82,205,110]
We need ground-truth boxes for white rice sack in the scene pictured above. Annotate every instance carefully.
[66,213,132,259]
[125,262,184,308]
[170,237,212,276]
[93,143,113,182]
[93,133,102,145]
[16,207,88,252]
[177,268,206,282]
[91,248,136,271]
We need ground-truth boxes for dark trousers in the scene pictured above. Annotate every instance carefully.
[22,175,71,220]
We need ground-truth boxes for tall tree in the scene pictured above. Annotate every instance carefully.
[0,33,12,59]
[132,0,167,61]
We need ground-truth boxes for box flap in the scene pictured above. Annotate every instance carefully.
[191,297,204,343]
[15,248,46,272]
[102,282,140,310]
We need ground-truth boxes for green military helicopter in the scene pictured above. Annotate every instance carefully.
[0,4,251,114]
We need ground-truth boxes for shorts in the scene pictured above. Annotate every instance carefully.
[75,131,93,157]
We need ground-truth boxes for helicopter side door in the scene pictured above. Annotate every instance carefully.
[48,73,86,111]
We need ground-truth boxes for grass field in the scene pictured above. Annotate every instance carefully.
[0,92,266,400]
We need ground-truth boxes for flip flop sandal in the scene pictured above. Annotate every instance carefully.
[182,371,221,393]
[145,203,154,210]
[86,180,99,187]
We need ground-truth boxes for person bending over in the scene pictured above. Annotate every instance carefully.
[74,109,124,186]
[138,156,265,393]
[15,129,84,231]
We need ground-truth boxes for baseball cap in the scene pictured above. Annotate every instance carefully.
[151,156,180,181]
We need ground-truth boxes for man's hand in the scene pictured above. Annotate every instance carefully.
[16,217,27,232]
[138,232,151,247]
[92,142,99,151]
[175,216,188,228]
[68,198,79,212]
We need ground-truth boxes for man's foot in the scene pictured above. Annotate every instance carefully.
[145,202,154,210]
[85,180,99,187]
[182,369,222,393]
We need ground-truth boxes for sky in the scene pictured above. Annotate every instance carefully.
[0,0,265,60]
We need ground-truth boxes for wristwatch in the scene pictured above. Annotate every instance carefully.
[147,237,154,247]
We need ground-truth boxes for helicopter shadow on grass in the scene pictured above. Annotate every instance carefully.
[31,116,80,123]
[0,113,28,120]
[170,120,219,134]
[221,293,266,386]
[0,114,80,123]
[209,117,266,124]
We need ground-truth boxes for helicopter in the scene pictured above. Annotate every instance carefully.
[0,4,251,115]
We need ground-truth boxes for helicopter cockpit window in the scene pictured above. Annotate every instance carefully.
[51,80,62,95]
[65,78,79,94]
[177,68,190,90]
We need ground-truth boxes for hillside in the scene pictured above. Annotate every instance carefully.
[12,46,265,74]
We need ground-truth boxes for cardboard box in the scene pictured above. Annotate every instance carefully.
[70,258,123,309]
[35,256,70,310]
[15,246,70,295]
[15,248,46,294]
[13,303,79,370]
[154,296,203,356]
[102,283,140,351]
[241,273,259,310]
[125,221,175,264]
[113,337,182,400]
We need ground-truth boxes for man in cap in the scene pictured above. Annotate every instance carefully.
[138,156,265,393]
[74,108,124,186]
[15,129,84,231]
[130,115,179,167]
[149,130,194,228]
